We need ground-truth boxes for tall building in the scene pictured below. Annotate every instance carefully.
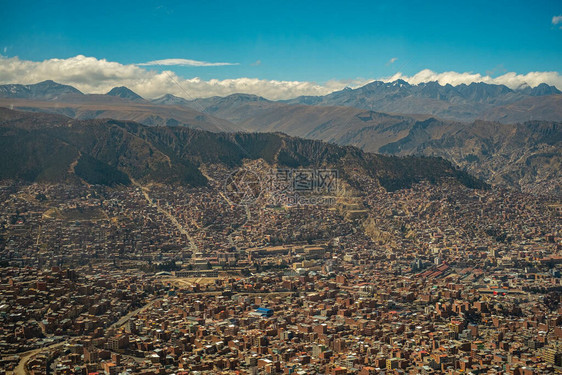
[543,347,562,366]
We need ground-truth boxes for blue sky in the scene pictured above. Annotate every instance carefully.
[2,0,561,81]
[0,0,561,98]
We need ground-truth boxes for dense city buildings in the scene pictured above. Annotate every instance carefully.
[0,170,560,374]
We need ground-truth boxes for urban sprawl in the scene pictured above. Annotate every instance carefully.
[1,166,561,375]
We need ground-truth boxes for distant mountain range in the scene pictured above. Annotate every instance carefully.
[2,79,560,124]
[0,81,233,132]
[178,94,561,196]
[284,80,562,122]
[0,107,485,192]
[0,80,560,195]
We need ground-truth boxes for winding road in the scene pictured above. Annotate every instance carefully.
[9,297,162,375]
[132,179,198,252]
[10,341,66,375]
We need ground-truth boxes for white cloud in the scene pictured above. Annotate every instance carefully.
[0,55,366,100]
[0,55,560,100]
[137,58,238,67]
[552,15,562,25]
[384,69,562,90]
[387,57,398,65]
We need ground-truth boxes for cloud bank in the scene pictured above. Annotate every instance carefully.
[384,69,562,91]
[0,55,360,100]
[0,55,561,100]
[137,58,238,67]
